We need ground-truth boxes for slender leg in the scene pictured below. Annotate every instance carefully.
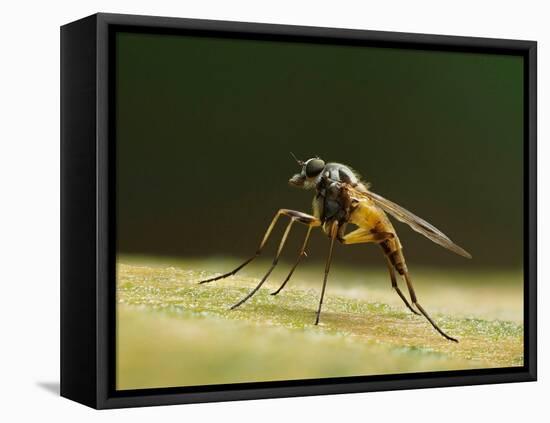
[230,218,295,309]
[337,226,456,342]
[199,209,319,284]
[271,225,313,296]
[315,221,339,325]
[385,257,420,315]
[340,228,394,245]
[402,271,458,343]
[339,228,418,316]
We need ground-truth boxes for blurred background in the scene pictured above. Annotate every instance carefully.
[116,31,524,270]
[114,29,525,391]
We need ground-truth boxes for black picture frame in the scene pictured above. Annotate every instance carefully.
[60,12,537,409]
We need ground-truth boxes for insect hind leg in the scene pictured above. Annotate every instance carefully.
[340,229,419,316]
[401,269,458,343]
[383,245,457,342]
[384,256,420,316]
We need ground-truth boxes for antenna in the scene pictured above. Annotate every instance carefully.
[290,152,304,166]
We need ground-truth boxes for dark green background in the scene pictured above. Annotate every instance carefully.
[116,32,523,268]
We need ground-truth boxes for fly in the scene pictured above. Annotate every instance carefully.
[199,155,471,342]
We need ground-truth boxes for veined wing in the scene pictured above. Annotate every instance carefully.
[354,187,472,259]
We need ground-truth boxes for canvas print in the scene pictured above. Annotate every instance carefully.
[115,31,524,390]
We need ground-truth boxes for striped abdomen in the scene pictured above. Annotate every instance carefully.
[380,237,408,275]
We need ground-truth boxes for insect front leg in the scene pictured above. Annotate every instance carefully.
[270,225,313,296]
[198,209,318,284]
[230,218,295,309]
[229,210,320,309]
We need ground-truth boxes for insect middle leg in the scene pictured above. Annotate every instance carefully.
[315,220,339,325]
[198,209,319,284]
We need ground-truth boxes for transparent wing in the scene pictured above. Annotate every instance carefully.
[362,189,472,259]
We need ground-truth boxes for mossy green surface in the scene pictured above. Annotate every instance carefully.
[116,256,523,390]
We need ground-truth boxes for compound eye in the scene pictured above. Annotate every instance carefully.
[305,159,325,177]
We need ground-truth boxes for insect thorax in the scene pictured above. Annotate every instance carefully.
[318,163,360,186]
[313,163,363,224]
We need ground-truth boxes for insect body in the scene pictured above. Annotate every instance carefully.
[199,156,471,342]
